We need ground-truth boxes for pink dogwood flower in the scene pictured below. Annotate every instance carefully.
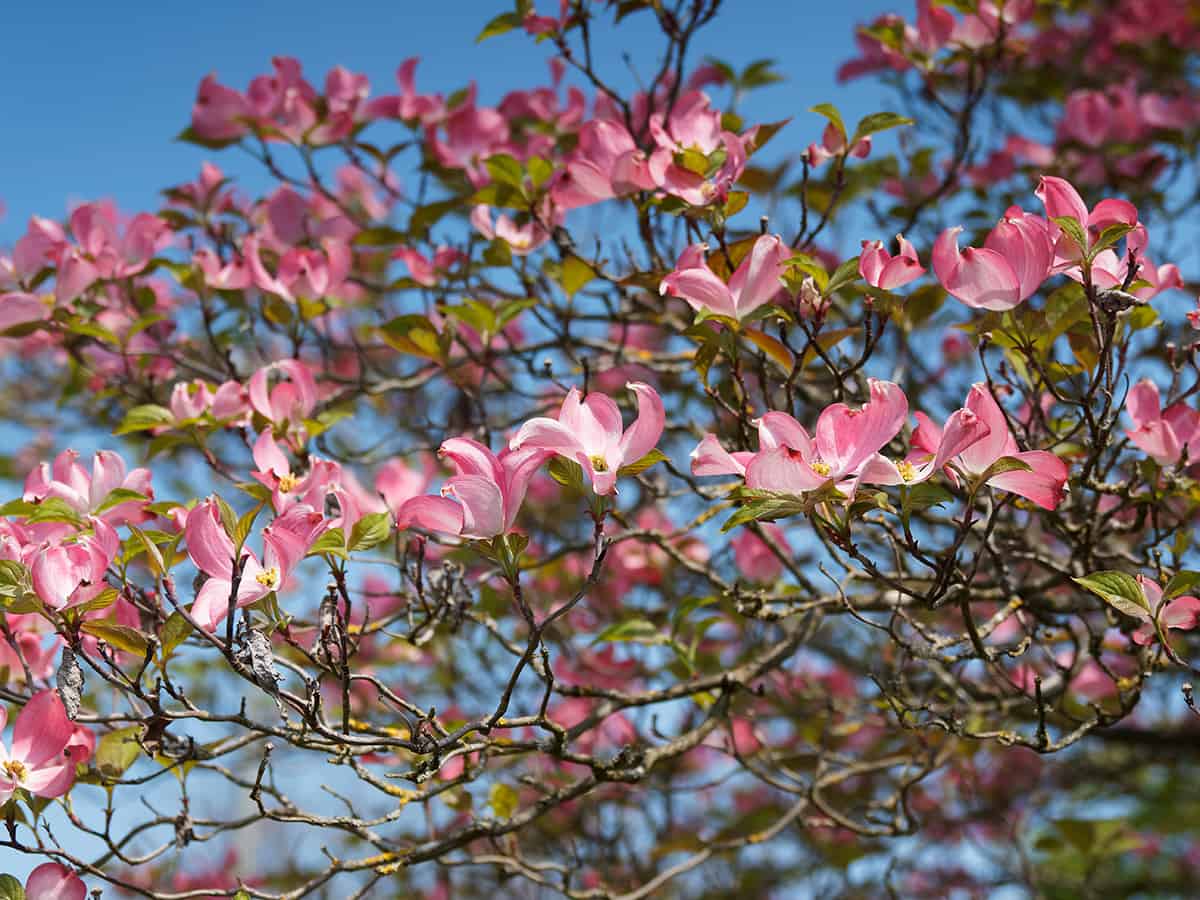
[406,438,551,539]
[247,359,318,432]
[1035,175,1139,268]
[24,864,87,900]
[659,234,791,320]
[912,384,1069,509]
[24,449,153,526]
[30,517,118,610]
[691,381,910,498]
[0,691,81,806]
[859,234,924,290]
[510,383,665,495]
[1124,379,1200,466]
[933,207,1053,310]
[185,499,324,631]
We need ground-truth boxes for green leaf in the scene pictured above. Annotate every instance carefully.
[160,610,193,659]
[825,256,862,296]
[488,782,519,820]
[744,118,791,156]
[904,482,954,514]
[594,618,664,644]
[548,457,585,490]
[484,153,524,189]
[95,725,143,780]
[978,455,1033,482]
[0,874,25,900]
[1052,215,1089,254]
[1073,571,1149,619]
[349,512,392,552]
[559,255,596,299]
[617,448,668,478]
[176,126,240,150]
[115,403,175,435]
[81,620,152,656]
[1164,571,1200,601]
[477,10,522,41]
[809,103,846,141]
[850,111,915,145]
[94,487,148,515]
[742,328,794,372]
[128,524,168,577]
[352,226,407,246]
[1088,222,1134,259]
[308,527,348,559]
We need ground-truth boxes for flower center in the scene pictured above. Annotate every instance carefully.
[810,460,831,477]
[278,472,300,493]
[589,455,609,473]
[897,460,917,483]
[256,567,281,589]
[3,759,28,783]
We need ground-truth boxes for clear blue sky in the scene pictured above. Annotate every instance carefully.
[0,0,900,242]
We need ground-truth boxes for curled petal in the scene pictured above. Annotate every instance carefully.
[618,382,665,466]
[932,227,1022,310]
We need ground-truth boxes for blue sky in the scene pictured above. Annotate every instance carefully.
[0,0,900,241]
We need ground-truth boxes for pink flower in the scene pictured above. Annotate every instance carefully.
[470,204,554,256]
[417,438,552,539]
[0,691,80,806]
[1131,575,1200,646]
[859,234,924,290]
[860,406,992,486]
[1124,379,1200,466]
[645,91,747,206]
[25,863,86,900]
[695,382,910,499]
[913,384,1069,509]
[741,381,909,494]
[983,207,1055,301]
[30,518,118,610]
[933,226,1022,310]
[1034,175,1139,265]
[191,74,251,142]
[185,499,324,631]
[24,449,153,525]
[806,123,871,167]
[247,359,318,430]
[732,524,791,582]
[510,383,665,495]
[659,234,791,320]
[553,119,654,209]
[375,456,436,518]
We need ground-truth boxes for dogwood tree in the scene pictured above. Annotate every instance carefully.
[0,0,1199,896]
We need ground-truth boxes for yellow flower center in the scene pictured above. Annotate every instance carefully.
[256,567,280,589]
[896,460,917,483]
[590,455,609,473]
[278,472,300,493]
[3,759,28,783]
[810,460,831,477]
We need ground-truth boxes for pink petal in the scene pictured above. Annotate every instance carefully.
[690,435,749,478]
[618,382,665,465]
[985,450,1069,510]
[185,499,239,579]
[11,691,72,767]
[932,227,1022,311]
[728,233,789,317]
[443,475,505,538]
[745,447,828,493]
[25,862,87,900]
[395,495,464,536]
